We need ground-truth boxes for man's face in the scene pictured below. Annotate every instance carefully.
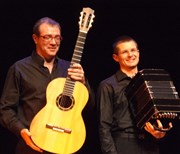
[113,40,139,71]
[33,23,61,60]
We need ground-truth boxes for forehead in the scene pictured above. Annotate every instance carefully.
[117,40,137,50]
[39,23,61,34]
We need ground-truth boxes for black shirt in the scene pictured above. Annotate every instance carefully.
[97,70,137,153]
[0,51,70,136]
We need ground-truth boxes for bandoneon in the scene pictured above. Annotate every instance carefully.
[125,69,180,130]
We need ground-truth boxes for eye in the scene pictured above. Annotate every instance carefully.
[121,50,128,54]
[55,36,61,40]
[43,35,51,40]
[54,36,61,41]
[39,35,61,42]
[131,49,139,52]
[40,35,51,41]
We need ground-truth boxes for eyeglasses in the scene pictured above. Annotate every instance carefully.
[39,35,62,42]
[119,49,139,55]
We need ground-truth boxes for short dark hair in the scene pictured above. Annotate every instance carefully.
[33,17,61,36]
[112,35,138,54]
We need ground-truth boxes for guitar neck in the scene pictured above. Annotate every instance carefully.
[70,31,87,66]
[62,7,94,97]
[63,31,87,97]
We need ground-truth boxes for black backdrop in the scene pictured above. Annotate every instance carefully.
[1,0,180,154]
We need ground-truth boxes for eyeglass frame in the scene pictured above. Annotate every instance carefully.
[39,34,62,42]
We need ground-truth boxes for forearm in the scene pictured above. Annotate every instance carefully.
[0,65,25,136]
[99,127,118,154]
[0,104,25,137]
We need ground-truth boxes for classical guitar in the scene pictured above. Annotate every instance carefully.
[30,7,95,154]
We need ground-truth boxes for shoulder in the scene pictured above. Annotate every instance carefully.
[56,58,70,69]
[100,74,117,86]
[98,74,117,92]
[4,56,32,79]
[9,56,31,69]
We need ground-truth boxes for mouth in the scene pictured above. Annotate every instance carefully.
[48,47,58,51]
[127,58,136,62]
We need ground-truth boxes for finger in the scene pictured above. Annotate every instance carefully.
[144,125,148,131]
[20,129,43,153]
[71,63,82,69]
[156,119,163,129]
[26,136,43,152]
[29,142,43,153]
[169,122,173,128]
[145,122,154,131]
[68,69,84,78]
[68,67,84,74]
[69,74,83,80]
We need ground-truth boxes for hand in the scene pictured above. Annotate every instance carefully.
[20,128,43,153]
[144,119,172,139]
[68,63,85,84]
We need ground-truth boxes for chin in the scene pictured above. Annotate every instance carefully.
[48,51,58,56]
[129,64,138,68]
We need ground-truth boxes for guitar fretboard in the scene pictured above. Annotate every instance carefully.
[63,31,87,97]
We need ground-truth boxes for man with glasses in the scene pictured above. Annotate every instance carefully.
[97,35,171,154]
[0,17,94,154]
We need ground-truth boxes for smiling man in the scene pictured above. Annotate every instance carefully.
[97,35,168,154]
[0,17,94,154]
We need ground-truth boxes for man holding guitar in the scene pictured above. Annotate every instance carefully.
[0,16,94,154]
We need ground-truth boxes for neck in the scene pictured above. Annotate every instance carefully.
[121,67,138,78]
[36,51,55,73]
[44,58,55,74]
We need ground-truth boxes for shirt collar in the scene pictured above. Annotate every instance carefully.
[31,51,58,66]
[115,70,131,82]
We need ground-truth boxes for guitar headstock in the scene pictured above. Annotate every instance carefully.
[79,7,95,33]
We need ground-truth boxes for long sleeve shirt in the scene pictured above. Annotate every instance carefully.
[97,70,136,154]
[0,51,75,137]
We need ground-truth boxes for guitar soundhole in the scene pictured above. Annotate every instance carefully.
[56,94,75,111]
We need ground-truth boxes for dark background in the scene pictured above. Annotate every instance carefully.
[1,0,180,154]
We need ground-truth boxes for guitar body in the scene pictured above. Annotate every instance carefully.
[30,78,89,154]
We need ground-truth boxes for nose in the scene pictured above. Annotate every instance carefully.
[127,50,133,56]
[50,38,57,44]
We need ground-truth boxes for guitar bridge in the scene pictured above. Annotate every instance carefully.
[46,124,72,134]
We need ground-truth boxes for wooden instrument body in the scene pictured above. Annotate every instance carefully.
[30,78,88,153]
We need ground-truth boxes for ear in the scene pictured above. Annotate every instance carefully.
[112,54,119,62]
[32,34,38,44]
